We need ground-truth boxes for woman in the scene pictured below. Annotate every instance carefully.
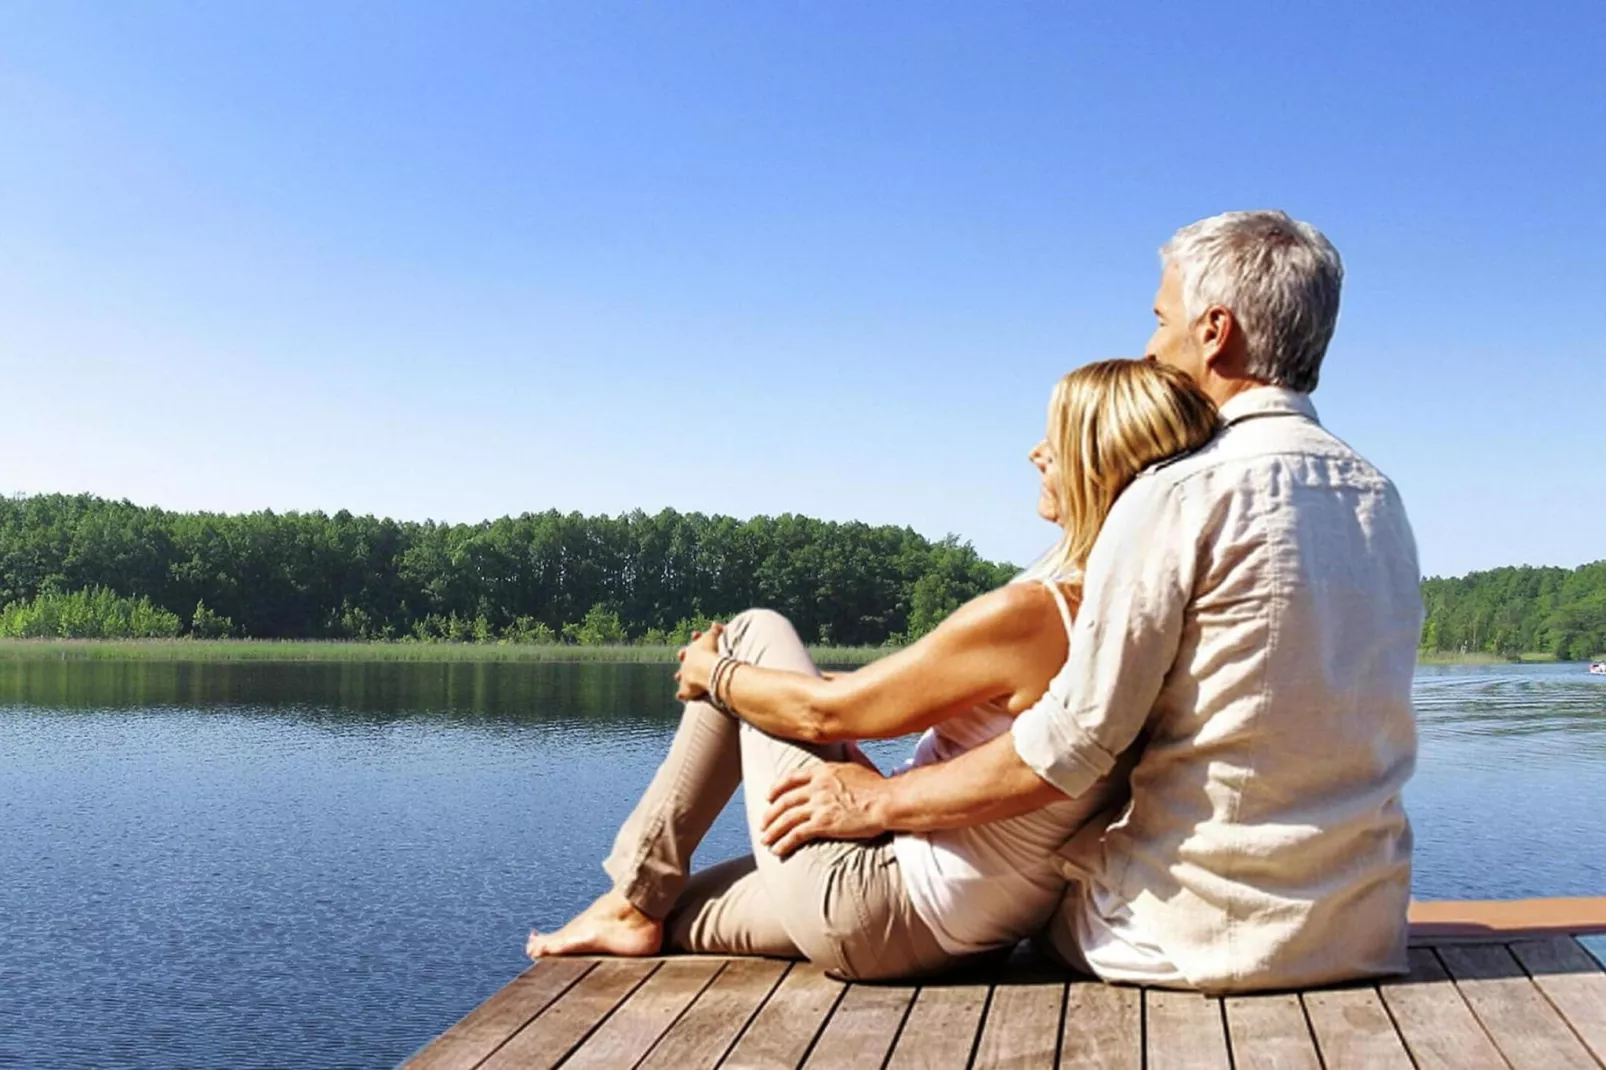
[527,359,1219,980]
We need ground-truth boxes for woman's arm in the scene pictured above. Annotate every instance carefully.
[678,584,1070,743]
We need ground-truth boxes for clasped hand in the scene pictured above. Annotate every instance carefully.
[673,623,724,702]
[673,624,889,855]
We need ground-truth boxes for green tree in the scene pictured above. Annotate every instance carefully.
[190,601,234,639]
[564,604,628,645]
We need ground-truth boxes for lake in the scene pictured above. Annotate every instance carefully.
[2,659,1603,1068]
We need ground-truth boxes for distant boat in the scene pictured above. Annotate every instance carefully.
[1591,661,1606,675]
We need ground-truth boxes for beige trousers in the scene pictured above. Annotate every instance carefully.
[602,609,952,981]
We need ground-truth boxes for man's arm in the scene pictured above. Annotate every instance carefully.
[1011,475,1192,796]
[760,474,1197,855]
[761,731,1058,856]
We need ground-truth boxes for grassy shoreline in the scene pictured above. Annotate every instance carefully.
[0,639,1581,667]
[0,638,890,665]
[1414,651,1561,665]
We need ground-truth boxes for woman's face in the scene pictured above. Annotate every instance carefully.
[1029,435,1061,525]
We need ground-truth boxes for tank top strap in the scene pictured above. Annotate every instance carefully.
[1038,578,1077,637]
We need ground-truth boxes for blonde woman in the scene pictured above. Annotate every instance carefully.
[527,360,1219,980]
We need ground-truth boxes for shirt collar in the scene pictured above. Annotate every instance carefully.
[1217,385,1319,426]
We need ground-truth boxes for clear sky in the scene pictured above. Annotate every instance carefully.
[2,1,1601,578]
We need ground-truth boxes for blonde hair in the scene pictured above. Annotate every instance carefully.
[1035,359,1219,583]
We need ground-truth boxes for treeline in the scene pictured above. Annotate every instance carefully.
[1421,562,1606,660]
[0,495,1018,645]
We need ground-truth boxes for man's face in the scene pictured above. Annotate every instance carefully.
[1145,263,1205,384]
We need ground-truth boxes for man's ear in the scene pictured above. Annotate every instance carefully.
[1197,306,1239,370]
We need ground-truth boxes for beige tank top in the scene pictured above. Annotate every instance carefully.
[891,579,1090,955]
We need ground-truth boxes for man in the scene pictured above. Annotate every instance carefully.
[762,209,1424,992]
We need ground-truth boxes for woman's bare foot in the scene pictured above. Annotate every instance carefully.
[526,891,664,959]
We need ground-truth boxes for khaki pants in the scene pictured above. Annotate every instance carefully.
[602,609,952,981]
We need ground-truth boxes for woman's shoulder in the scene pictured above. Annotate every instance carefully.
[959,580,1070,640]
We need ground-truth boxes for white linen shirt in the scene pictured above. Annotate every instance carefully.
[1012,386,1423,993]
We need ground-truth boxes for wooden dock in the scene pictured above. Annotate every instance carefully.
[406,898,1606,1069]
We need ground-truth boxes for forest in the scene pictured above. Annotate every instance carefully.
[1420,563,1606,661]
[2,494,1601,658]
[0,494,1016,645]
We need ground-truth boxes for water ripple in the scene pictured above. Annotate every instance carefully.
[0,661,1602,1067]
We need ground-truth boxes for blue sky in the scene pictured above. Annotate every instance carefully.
[2,1,1601,578]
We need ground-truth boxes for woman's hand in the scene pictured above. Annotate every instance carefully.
[760,760,889,857]
[674,623,725,702]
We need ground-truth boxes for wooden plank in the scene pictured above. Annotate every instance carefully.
[480,959,658,1070]
[562,957,726,1070]
[1379,947,1509,1070]
[1300,987,1414,1070]
[719,962,843,1070]
[404,959,595,1070]
[1145,991,1230,1070]
[802,983,917,1069]
[1224,993,1322,1070]
[1509,936,1606,1065]
[971,980,1065,1069]
[1411,898,1606,943]
[1059,982,1140,1070]
[638,958,789,1070]
[884,985,989,1070]
[1439,943,1599,1069]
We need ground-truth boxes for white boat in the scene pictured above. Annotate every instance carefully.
[1591,661,1606,675]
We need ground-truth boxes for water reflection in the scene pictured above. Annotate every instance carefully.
[0,659,688,726]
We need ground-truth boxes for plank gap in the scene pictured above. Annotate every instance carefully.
[561,958,727,1070]
[1053,978,1070,1069]
[715,960,802,1067]
[1506,937,1606,1067]
[404,959,597,1070]
[721,963,847,1070]
[792,983,849,1070]
[1438,942,1601,1070]
[875,984,923,1070]
[1368,984,1418,1070]
[968,985,997,1070]
[1301,986,1414,1070]
[480,959,660,1070]
[639,958,790,1070]
[1220,998,1237,1070]
[1297,993,1329,1070]
[802,983,917,1069]
[1140,985,1147,1070]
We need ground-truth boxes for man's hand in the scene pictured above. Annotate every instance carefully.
[761,760,889,857]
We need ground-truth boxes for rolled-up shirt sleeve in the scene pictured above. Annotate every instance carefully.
[1013,474,1195,799]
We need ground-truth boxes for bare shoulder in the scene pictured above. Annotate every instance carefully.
[944,581,1065,643]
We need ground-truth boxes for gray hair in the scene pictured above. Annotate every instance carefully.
[1160,210,1343,393]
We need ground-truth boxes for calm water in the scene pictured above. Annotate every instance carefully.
[1,660,1603,1068]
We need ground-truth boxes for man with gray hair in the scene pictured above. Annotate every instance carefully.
[761,209,1424,992]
